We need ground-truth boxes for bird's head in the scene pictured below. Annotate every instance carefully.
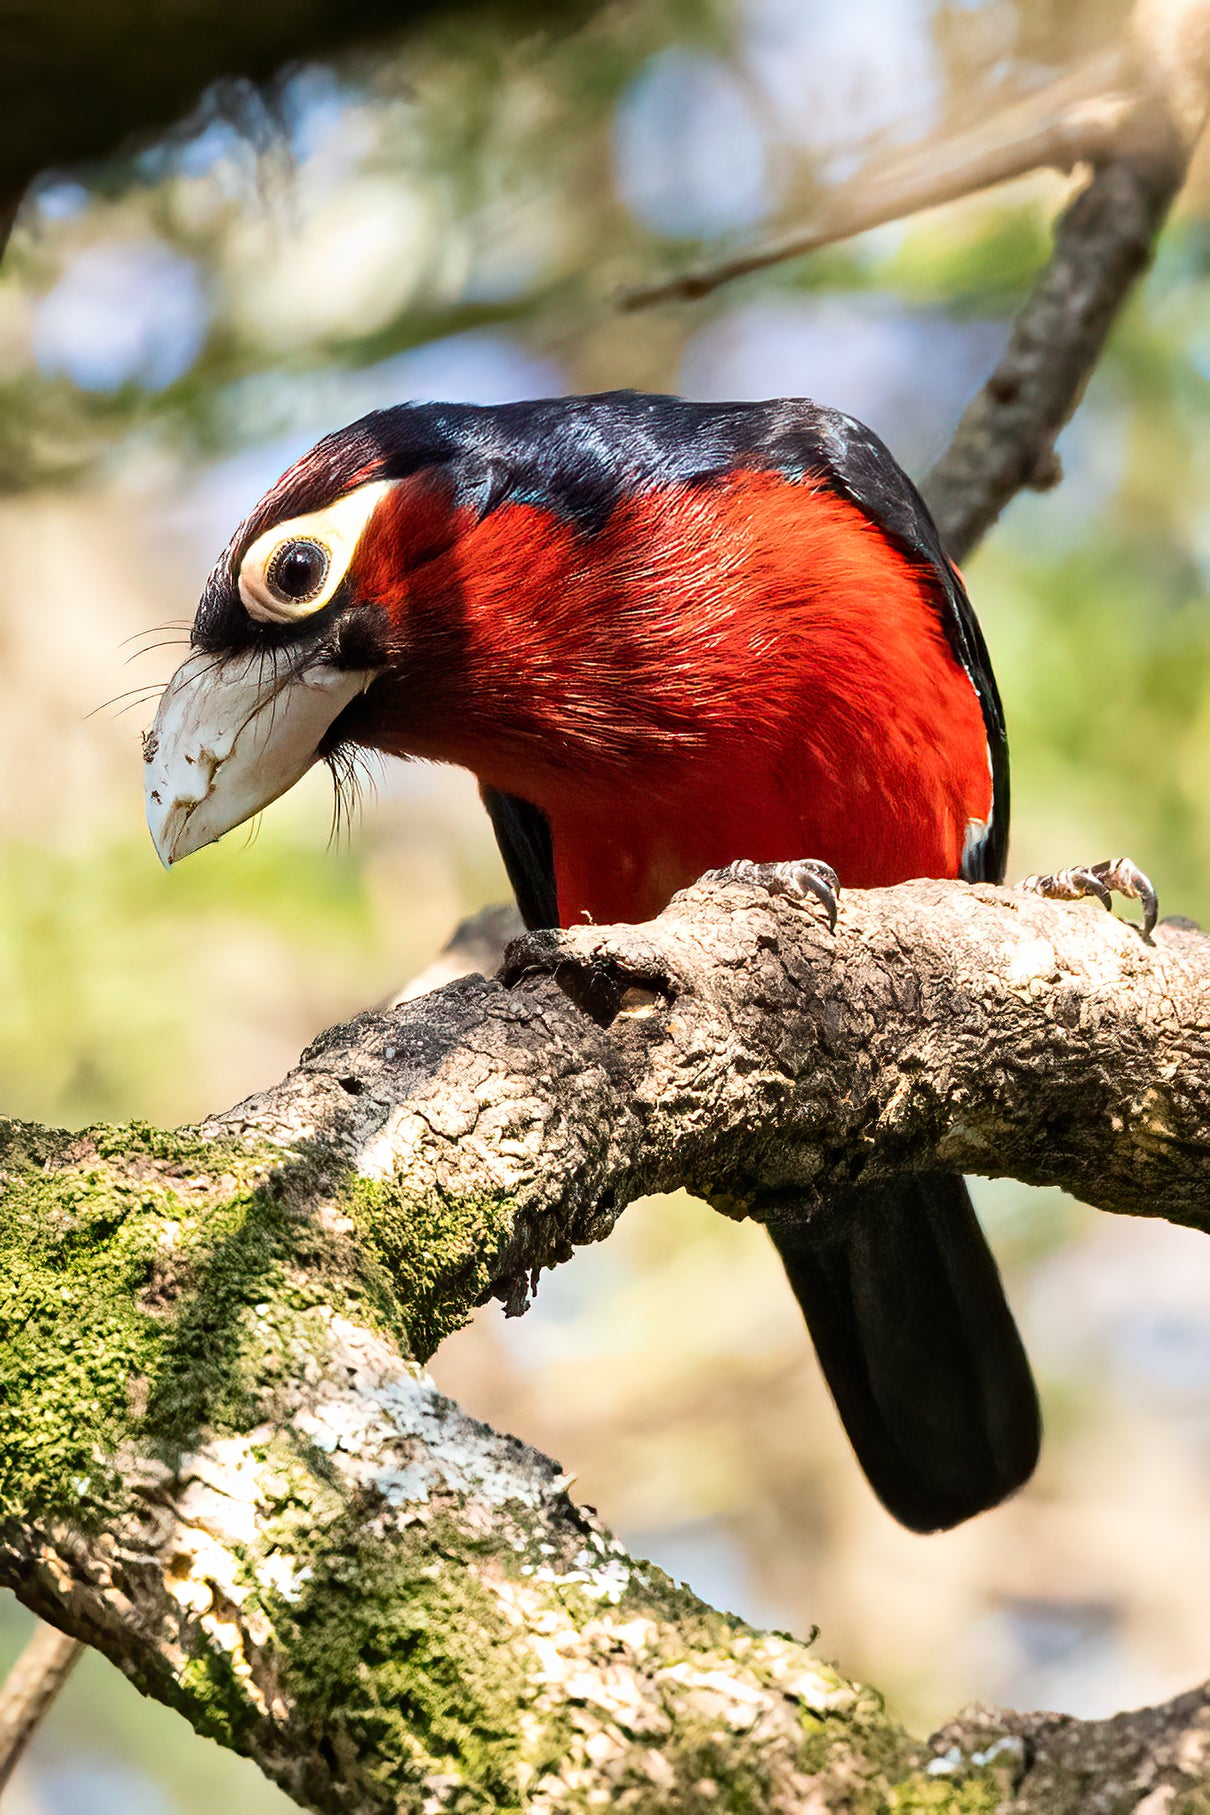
[143,407,486,866]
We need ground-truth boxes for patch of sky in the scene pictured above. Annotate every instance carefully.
[970,1177,1076,1256]
[739,0,941,173]
[31,1759,171,1815]
[215,327,563,447]
[31,178,92,223]
[33,241,208,392]
[492,1236,636,1373]
[1109,1307,1210,1399]
[612,47,770,240]
[173,117,250,182]
[166,431,324,557]
[983,1596,1130,1720]
[460,200,556,306]
[680,293,1006,473]
[1025,1218,1210,1407]
[364,328,565,408]
[621,1517,786,1631]
[279,64,368,172]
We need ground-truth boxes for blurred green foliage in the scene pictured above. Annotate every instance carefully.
[0,777,507,1129]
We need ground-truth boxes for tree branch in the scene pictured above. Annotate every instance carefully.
[1,877,1208,1809]
[0,1623,82,1791]
[922,151,1184,561]
[621,0,1210,323]
[920,1,1210,561]
[213,879,1210,1253]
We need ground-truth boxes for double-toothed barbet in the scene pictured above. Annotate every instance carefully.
[145,391,1052,1532]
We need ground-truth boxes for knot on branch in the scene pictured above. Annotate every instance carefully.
[501,928,677,1028]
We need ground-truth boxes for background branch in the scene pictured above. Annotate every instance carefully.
[922,153,1186,559]
[618,47,1134,311]
[0,1624,82,1793]
[621,0,1210,317]
[623,2,1210,567]
[924,0,1210,559]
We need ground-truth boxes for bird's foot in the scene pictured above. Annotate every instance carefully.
[1021,857,1158,942]
[703,858,841,930]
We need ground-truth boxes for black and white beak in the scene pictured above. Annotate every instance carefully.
[143,650,375,866]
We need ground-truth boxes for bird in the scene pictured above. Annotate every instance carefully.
[144,390,1042,1533]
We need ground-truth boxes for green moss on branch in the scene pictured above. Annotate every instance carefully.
[0,1119,517,1523]
[344,1174,516,1361]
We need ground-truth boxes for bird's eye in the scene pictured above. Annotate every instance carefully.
[266,538,331,605]
[237,480,392,625]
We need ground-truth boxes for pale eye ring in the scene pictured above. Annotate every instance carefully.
[266,537,331,606]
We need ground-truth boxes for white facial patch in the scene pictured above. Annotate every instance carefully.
[238,481,393,625]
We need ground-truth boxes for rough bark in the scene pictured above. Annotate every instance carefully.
[216,879,1210,1258]
[2,877,1209,1811]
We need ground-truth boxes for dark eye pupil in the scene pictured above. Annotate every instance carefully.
[268,539,330,603]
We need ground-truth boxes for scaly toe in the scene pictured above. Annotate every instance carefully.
[1021,858,1158,942]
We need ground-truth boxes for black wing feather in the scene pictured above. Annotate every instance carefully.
[480,786,559,930]
[363,395,1026,1533]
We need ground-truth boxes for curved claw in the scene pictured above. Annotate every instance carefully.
[703,857,841,931]
[1021,857,1158,943]
[1089,858,1159,942]
[782,859,841,930]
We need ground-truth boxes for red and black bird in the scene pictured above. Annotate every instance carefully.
[144,391,1041,1532]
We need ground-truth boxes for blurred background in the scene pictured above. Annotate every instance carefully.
[4,0,1210,1806]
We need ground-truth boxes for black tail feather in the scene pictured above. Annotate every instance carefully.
[769,1173,1041,1533]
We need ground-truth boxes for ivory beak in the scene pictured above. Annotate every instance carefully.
[143,650,375,866]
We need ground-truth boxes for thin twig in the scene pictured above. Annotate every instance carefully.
[620,1,1210,333]
[924,0,1210,557]
[619,49,1131,311]
[922,151,1185,560]
[0,1623,83,1793]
